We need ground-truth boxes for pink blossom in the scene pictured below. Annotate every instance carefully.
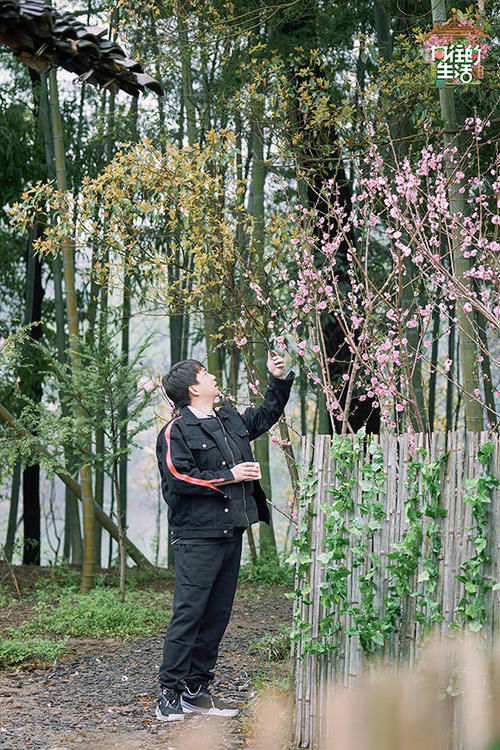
[137,376,156,393]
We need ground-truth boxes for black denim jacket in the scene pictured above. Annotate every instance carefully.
[156,372,294,539]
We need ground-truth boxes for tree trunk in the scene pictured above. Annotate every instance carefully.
[375,0,427,433]
[118,96,139,540]
[431,0,483,433]
[38,71,83,566]
[174,0,197,145]
[18,71,48,566]
[4,460,22,562]
[149,16,167,144]
[445,309,456,434]
[474,309,496,428]
[54,251,83,566]
[21,242,42,567]
[250,87,277,559]
[277,7,379,434]
[428,306,440,433]
[111,405,126,600]
[21,226,44,565]
[22,464,40,564]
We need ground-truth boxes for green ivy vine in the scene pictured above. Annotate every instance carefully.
[452,441,499,632]
[288,434,498,660]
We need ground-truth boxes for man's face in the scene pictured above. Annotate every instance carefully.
[189,367,219,401]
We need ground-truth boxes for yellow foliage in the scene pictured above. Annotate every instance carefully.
[9,132,294,345]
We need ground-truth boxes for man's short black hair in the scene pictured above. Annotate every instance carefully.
[162,359,204,410]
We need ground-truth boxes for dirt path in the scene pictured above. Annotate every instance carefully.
[0,586,292,749]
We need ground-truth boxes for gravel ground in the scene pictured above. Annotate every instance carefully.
[0,579,292,750]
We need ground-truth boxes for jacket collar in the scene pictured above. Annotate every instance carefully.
[179,403,232,425]
[179,406,206,425]
[178,406,234,465]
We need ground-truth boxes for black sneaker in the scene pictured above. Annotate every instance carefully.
[156,687,185,722]
[181,684,240,717]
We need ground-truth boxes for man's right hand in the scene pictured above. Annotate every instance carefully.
[230,462,261,481]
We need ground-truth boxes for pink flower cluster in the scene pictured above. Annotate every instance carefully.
[231,119,498,432]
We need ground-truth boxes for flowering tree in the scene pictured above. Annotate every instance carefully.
[235,120,499,435]
[11,120,499,439]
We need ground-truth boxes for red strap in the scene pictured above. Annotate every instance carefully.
[164,416,225,494]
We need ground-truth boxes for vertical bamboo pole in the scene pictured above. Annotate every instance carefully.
[295,432,499,748]
[48,68,95,592]
[441,430,457,633]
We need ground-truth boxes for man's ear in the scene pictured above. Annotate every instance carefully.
[188,383,199,398]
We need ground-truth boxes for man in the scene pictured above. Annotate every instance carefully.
[155,351,294,721]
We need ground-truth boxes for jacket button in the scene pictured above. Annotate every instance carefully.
[224,508,229,512]
[223,529,228,534]
[222,460,226,465]
[202,443,207,448]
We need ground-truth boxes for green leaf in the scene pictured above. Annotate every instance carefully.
[317,551,333,564]
[468,620,483,633]
[474,537,487,554]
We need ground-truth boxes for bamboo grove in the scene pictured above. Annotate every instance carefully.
[0,0,498,589]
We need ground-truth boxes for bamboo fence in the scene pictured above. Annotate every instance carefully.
[293,431,500,749]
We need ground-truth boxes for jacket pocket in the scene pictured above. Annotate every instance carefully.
[234,428,252,459]
[190,496,217,527]
[190,437,219,469]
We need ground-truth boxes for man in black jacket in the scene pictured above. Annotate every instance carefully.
[155,352,294,721]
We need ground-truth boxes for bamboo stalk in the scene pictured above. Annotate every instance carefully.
[454,430,464,623]
[442,430,457,633]
[383,432,395,661]
[48,69,96,593]
[435,431,446,623]
[398,433,408,663]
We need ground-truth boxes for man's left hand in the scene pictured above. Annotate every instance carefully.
[267,351,285,378]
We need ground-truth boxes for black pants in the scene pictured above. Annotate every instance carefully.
[159,537,242,690]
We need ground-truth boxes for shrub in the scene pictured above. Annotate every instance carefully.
[239,559,294,586]
[0,637,68,666]
[10,589,170,639]
[250,626,291,662]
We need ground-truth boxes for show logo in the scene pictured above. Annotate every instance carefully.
[422,14,488,86]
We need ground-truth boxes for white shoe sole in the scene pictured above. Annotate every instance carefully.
[181,700,239,717]
[155,705,185,722]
